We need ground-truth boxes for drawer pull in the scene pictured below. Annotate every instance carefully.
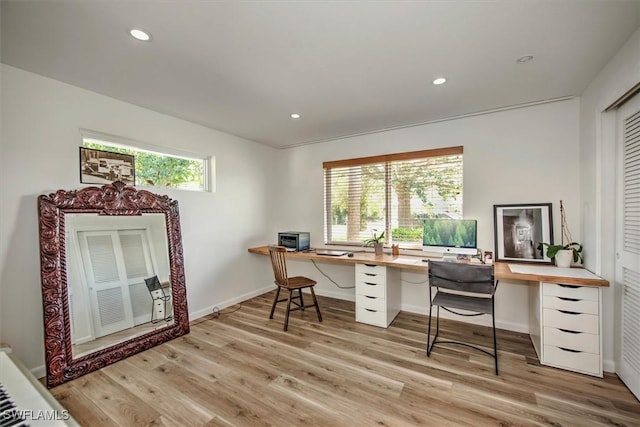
[558,284,580,289]
[364,264,377,267]
[364,273,376,277]
[365,296,377,299]
[558,328,581,334]
[558,309,580,315]
[365,308,377,312]
[558,347,582,353]
[364,282,377,286]
[558,297,580,302]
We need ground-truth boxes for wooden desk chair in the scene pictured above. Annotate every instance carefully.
[426,260,499,374]
[268,245,322,331]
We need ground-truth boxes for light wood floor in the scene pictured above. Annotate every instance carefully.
[51,292,640,426]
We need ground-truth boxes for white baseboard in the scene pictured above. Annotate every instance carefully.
[32,365,46,380]
[314,289,355,302]
[189,285,274,320]
[603,359,615,373]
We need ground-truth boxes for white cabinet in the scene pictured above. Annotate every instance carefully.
[530,282,602,377]
[355,264,400,328]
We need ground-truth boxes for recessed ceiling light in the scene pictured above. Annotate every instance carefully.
[290,113,301,119]
[432,77,447,85]
[517,55,534,63]
[129,28,151,41]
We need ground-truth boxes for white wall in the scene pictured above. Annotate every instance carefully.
[272,99,581,334]
[580,26,640,372]
[0,64,277,372]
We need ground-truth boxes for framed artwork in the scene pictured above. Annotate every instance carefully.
[493,203,553,263]
[80,147,135,185]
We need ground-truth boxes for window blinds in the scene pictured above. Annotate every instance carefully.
[323,146,463,246]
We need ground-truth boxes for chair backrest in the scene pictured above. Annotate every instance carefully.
[268,246,289,287]
[145,275,162,292]
[428,260,495,295]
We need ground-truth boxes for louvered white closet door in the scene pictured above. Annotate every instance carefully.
[617,94,640,400]
[119,230,156,326]
[78,231,134,337]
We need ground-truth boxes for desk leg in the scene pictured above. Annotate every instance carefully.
[528,281,542,360]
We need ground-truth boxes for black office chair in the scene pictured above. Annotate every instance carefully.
[426,260,499,375]
[144,275,173,324]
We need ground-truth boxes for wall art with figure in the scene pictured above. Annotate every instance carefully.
[493,203,553,263]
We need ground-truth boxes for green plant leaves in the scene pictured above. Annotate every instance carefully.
[536,242,583,263]
[363,230,385,246]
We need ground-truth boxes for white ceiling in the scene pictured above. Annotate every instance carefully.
[2,1,639,149]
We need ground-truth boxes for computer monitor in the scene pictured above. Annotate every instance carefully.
[422,218,478,256]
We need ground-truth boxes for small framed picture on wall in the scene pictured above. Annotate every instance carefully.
[80,147,135,186]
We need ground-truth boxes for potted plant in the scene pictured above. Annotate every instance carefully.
[363,230,385,256]
[536,200,583,267]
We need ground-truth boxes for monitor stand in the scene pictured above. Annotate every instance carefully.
[441,253,458,262]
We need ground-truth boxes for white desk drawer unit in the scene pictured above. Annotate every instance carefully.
[355,274,386,298]
[355,264,400,328]
[356,294,386,312]
[539,282,602,377]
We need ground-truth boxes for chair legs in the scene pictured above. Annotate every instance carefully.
[426,305,498,375]
[492,300,498,375]
[310,287,322,322]
[284,290,294,331]
[269,287,281,319]
[270,287,322,331]
[426,305,440,356]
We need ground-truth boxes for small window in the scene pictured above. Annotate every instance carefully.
[82,132,212,192]
[323,146,463,248]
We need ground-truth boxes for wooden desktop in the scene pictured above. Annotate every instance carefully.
[248,246,608,286]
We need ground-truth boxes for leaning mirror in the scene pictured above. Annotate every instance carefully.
[38,181,189,388]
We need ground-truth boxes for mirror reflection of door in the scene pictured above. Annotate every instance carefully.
[78,229,155,338]
[119,230,160,326]
[64,213,172,358]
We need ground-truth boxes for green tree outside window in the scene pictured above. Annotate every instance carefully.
[84,142,205,190]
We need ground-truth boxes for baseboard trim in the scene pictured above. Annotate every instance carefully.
[189,285,274,321]
[603,359,616,374]
[33,365,46,380]
[314,289,355,302]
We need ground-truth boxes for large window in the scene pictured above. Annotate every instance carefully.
[324,146,463,247]
[82,131,212,192]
